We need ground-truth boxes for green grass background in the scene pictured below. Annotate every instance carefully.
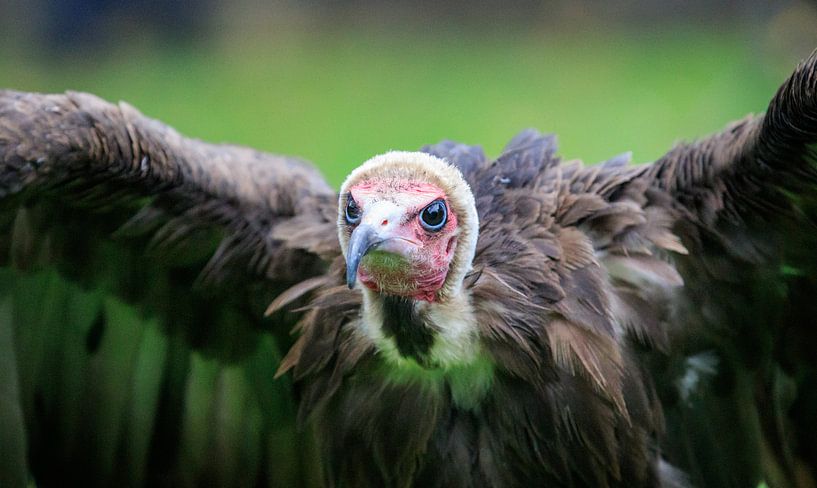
[0,27,802,186]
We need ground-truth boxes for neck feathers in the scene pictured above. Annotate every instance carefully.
[359,288,480,369]
[381,296,436,365]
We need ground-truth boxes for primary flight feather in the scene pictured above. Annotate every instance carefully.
[1,52,817,487]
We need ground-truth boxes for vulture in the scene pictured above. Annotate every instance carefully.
[1,52,817,488]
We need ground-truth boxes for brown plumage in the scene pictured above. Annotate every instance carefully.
[1,52,817,487]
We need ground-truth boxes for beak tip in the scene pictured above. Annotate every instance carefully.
[346,265,357,289]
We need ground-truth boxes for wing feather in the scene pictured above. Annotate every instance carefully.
[0,90,339,289]
[0,90,338,485]
[607,51,817,487]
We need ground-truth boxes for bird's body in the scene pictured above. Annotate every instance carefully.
[280,148,670,486]
[1,53,817,487]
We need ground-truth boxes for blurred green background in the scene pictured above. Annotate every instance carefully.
[2,0,816,186]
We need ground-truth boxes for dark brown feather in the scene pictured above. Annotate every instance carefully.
[605,51,817,487]
[0,89,341,485]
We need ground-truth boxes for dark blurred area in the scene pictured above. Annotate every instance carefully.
[2,0,816,59]
[40,0,204,54]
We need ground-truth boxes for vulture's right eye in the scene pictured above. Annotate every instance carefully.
[345,195,362,225]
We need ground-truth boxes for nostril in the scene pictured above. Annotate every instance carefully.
[381,219,388,226]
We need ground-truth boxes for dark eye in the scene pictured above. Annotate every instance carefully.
[419,200,447,231]
[345,194,362,225]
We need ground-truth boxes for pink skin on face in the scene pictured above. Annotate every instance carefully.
[349,180,459,302]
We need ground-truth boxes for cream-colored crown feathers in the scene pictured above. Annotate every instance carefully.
[337,151,479,300]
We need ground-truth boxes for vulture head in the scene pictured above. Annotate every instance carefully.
[338,151,478,300]
[337,151,480,366]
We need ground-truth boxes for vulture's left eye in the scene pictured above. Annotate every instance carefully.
[345,195,362,225]
[420,200,447,231]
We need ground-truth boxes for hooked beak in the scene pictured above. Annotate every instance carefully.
[346,224,380,289]
[345,224,419,289]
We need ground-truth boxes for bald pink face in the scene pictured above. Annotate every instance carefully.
[345,179,459,301]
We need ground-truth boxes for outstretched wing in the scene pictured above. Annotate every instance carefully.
[621,53,817,487]
[0,90,338,487]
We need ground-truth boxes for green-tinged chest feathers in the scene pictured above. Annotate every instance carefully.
[380,353,495,411]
